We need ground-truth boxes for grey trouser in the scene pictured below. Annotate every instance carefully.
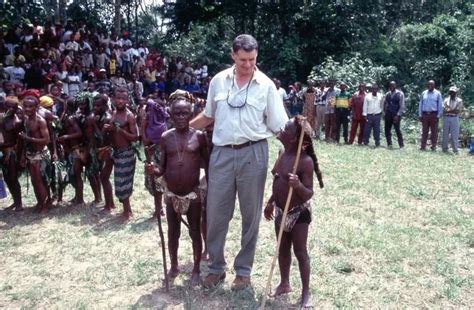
[363,113,381,146]
[207,141,268,277]
[314,105,326,139]
[442,116,460,152]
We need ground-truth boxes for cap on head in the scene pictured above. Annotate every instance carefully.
[449,86,458,93]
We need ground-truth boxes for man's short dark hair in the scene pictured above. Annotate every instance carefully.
[232,34,258,53]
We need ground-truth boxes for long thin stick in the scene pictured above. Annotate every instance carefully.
[156,208,169,292]
[145,145,169,292]
[260,120,306,309]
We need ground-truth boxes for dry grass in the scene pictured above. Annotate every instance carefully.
[0,138,472,309]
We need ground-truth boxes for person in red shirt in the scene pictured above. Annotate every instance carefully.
[349,82,366,145]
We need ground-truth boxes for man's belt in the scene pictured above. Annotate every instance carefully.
[367,113,381,116]
[444,113,458,117]
[422,111,438,114]
[222,139,266,150]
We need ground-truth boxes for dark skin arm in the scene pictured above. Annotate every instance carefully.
[264,194,275,221]
[58,117,82,143]
[144,134,167,178]
[197,130,209,182]
[289,156,314,202]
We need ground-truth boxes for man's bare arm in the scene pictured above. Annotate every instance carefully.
[190,111,214,129]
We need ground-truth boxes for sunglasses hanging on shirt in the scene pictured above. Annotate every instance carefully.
[226,69,254,109]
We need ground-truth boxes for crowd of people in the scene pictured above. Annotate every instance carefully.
[279,79,465,153]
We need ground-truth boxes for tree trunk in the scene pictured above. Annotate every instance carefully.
[114,0,122,33]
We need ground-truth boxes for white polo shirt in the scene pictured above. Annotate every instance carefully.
[204,66,288,146]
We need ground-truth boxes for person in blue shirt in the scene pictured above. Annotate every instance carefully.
[418,80,442,151]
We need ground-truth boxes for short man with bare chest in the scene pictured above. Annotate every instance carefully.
[103,88,138,221]
[146,90,209,286]
[86,94,115,211]
[19,96,51,213]
[57,100,85,205]
[1,96,24,211]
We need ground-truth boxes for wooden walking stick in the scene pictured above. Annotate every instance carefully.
[260,119,307,309]
[145,145,169,292]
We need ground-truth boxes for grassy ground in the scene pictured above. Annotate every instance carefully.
[0,138,472,309]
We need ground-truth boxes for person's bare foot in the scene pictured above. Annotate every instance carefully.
[190,271,200,286]
[168,266,180,279]
[299,292,312,308]
[121,211,133,222]
[91,199,102,206]
[14,204,24,212]
[100,206,113,214]
[69,197,77,205]
[272,283,292,296]
[39,205,49,214]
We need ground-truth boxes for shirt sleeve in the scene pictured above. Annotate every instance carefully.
[398,92,405,116]
[418,92,424,117]
[203,77,217,119]
[437,91,443,118]
[363,96,368,116]
[265,84,289,133]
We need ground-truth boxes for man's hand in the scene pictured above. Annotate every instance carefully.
[264,201,274,221]
[418,116,423,122]
[393,115,400,124]
[18,132,27,140]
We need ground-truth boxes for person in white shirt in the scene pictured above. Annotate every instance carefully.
[362,83,384,147]
[66,68,82,97]
[190,34,288,290]
[4,60,25,84]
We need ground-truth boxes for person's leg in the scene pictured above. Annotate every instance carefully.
[374,114,381,147]
[185,199,203,286]
[358,119,366,145]
[100,158,115,211]
[324,114,330,142]
[73,158,84,204]
[273,226,292,296]
[385,113,393,147]
[206,147,237,276]
[330,114,337,141]
[4,155,22,210]
[342,110,349,143]
[452,117,460,153]
[394,117,404,148]
[363,116,371,145]
[335,109,342,143]
[292,223,311,308]
[421,114,429,150]
[349,118,357,144]
[431,114,439,150]
[233,141,268,277]
[87,172,102,204]
[442,118,450,152]
[166,200,181,278]
[29,161,49,213]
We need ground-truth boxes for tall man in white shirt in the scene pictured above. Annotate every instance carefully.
[190,34,288,290]
[362,83,384,147]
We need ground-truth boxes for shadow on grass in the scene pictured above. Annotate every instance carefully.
[0,201,150,235]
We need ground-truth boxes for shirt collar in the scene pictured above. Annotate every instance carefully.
[226,65,263,84]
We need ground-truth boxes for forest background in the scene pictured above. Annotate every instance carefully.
[1,0,473,138]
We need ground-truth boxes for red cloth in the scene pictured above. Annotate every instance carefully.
[351,91,365,120]
[20,89,41,99]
